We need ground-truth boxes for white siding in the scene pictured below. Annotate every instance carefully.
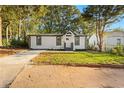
[104,31,124,50]
[75,37,86,50]
[104,36,124,50]
[30,36,63,49]
[30,35,86,50]
[89,34,97,46]
[89,31,124,51]
[62,33,75,50]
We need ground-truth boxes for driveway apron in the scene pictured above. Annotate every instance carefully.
[0,50,43,88]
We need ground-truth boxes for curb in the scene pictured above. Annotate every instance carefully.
[31,62,124,69]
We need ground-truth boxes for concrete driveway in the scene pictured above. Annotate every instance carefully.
[10,65,124,88]
[0,50,44,88]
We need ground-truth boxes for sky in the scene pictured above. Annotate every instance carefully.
[76,5,124,31]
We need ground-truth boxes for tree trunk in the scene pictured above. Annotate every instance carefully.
[0,17,2,46]
[18,19,22,40]
[6,25,9,45]
[23,22,26,43]
[9,25,12,39]
[98,32,103,52]
[86,36,90,49]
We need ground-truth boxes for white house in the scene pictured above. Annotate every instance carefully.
[28,31,86,50]
[89,31,124,51]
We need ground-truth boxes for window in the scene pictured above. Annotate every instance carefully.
[75,36,80,45]
[66,32,72,36]
[36,36,41,45]
[117,39,121,45]
[56,36,61,46]
[66,38,69,40]
[66,35,71,36]
[66,32,72,35]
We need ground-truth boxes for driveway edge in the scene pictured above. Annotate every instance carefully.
[7,65,26,88]
[31,63,124,69]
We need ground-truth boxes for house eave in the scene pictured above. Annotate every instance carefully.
[27,34,63,36]
[27,34,86,37]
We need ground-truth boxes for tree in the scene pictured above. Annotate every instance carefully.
[77,16,95,48]
[0,6,3,46]
[28,5,47,34]
[1,6,18,46]
[112,28,124,32]
[0,12,2,46]
[0,5,48,47]
[82,5,124,51]
[40,6,80,34]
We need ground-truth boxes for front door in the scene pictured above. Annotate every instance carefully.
[65,37,73,50]
[64,31,74,51]
[66,37,71,48]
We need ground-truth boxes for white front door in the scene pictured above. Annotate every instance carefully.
[64,31,74,50]
[66,37,71,48]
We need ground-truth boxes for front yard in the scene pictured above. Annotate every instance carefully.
[32,51,124,65]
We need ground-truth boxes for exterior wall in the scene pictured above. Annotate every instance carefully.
[62,32,86,50]
[89,31,124,51]
[104,36,124,50]
[30,35,86,50]
[30,36,64,49]
[62,32,75,50]
[104,32,124,50]
[89,34,98,48]
[74,36,86,50]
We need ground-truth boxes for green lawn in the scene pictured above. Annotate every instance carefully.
[32,52,124,65]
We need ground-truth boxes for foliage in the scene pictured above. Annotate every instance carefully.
[1,5,124,49]
[0,5,48,47]
[0,5,82,47]
[10,39,28,48]
[82,5,124,51]
[111,45,124,56]
[40,6,81,33]
[112,28,124,32]
[32,52,124,65]
[76,16,96,48]
[88,44,97,50]
[2,38,11,47]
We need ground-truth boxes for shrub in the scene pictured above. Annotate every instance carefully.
[111,45,124,56]
[2,38,11,48]
[88,44,98,50]
[10,39,28,48]
[111,48,117,54]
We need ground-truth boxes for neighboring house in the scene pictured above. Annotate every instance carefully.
[89,31,124,51]
[28,31,86,50]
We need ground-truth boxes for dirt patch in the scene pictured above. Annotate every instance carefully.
[0,48,27,57]
[10,65,124,88]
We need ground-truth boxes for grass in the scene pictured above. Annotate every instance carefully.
[32,52,124,65]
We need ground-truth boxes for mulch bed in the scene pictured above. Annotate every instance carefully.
[0,48,27,57]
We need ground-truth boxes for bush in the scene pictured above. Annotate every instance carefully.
[111,48,117,54]
[2,38,11,48]
[88,44,98,51]
[111,45,124,56]
[10,39,28,48]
